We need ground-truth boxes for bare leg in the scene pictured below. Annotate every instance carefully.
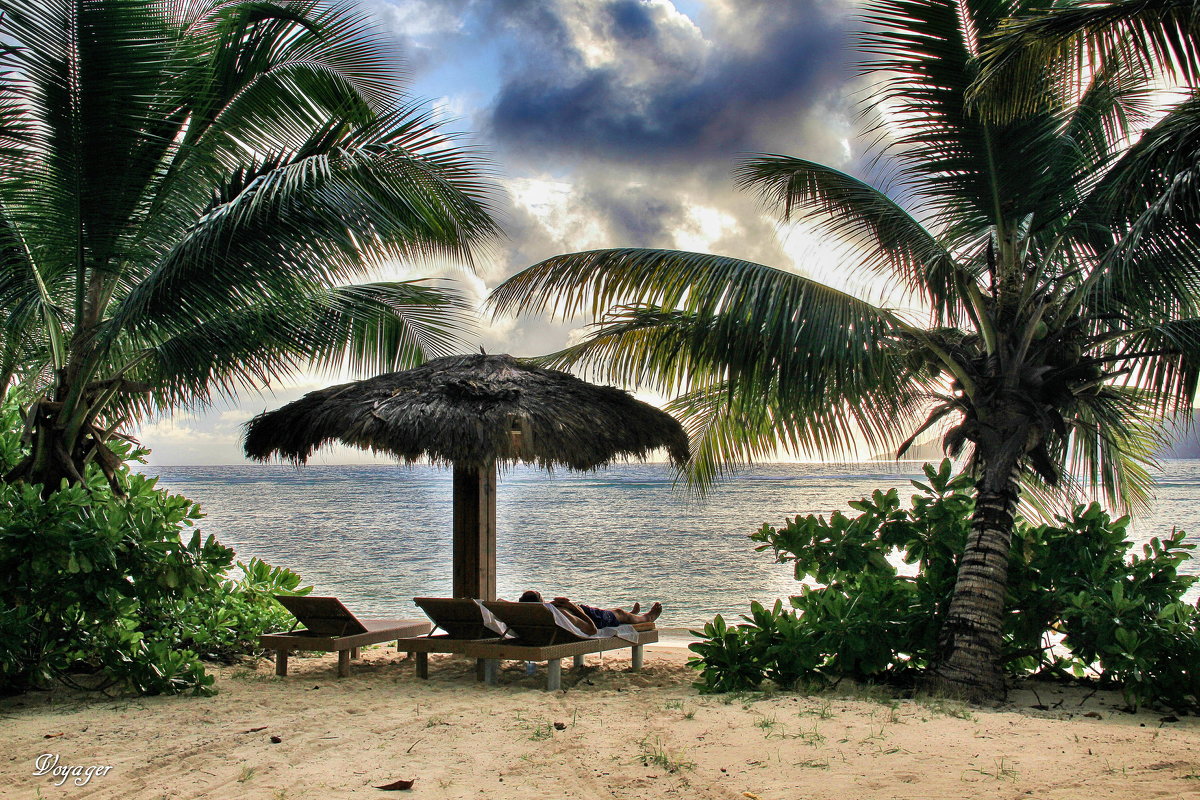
[612,602,661,624]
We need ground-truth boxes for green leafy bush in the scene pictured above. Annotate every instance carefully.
[688,460,1200,710]
[0,401,308,695]
[688,614,770,693]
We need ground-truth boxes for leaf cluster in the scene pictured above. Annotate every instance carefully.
[688,460,1200,710]
[0,400,309,695]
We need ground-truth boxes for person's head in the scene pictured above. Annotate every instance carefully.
[519,590,543,603]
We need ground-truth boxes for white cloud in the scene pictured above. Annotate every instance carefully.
[361,0,468,40]
[563,0,709,81]
[504,176,611,252]
[672,203,740,253]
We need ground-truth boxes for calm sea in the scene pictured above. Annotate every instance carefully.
[147,461,1200,628]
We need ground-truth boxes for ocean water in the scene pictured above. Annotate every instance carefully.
[147,461,1200,628]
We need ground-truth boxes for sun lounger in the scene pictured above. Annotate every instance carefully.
[414,597,509,639]
[470,600,658,690]
[398,597,511,679]
[260,595,432,678]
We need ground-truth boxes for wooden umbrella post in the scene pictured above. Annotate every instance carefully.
[451,461,497,600]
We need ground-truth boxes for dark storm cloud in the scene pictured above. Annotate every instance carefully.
[609,0,657,40]
[488,0,850,161]
[583,182,682,245]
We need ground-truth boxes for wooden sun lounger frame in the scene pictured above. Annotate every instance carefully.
[463,628,658,690]
[468,600,659,690]
[394,597,509,680]
[398,598,658,689]
[389,633,497,681]
[391,627,658,688]
[260,596,431,678]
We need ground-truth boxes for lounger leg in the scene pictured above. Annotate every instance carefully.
[476,658,486,682]
[416,652,429,679]
[632,644,644,671]
[350,647,360,660]
[275,649,288,677]
[337,649,351,678]
[546,659,562,691]
[573,655,585,669]
[483,659,499,686]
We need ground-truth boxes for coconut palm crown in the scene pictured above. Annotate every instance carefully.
[0,0,499,491]
[490,0,1200,700]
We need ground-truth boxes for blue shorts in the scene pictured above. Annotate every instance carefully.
[579,605,618,629]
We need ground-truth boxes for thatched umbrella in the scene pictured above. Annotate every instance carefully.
[244,353,689,599]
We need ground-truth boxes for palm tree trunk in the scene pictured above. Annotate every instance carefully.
[6,353,98,494]
[6,347,132,495]
[927,458,1021,701]
[4,394,86,494]
[27,424,84,492]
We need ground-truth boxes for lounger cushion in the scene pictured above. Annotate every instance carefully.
[274,595,367,635]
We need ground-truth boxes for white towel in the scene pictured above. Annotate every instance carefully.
[473,599,510,636]
[544,603,639,642]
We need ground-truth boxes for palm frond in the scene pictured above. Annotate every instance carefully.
[1112,317,1200,414]
[115,280,473,415]
[1070,93,1200,313]
[108,115,497,343]
[974,0,1200,118]
[860,0,1018,237]
[507,274,936,489]
[1027,47,1155,241]
[1062,384,1164,513]
[735,154,968,321]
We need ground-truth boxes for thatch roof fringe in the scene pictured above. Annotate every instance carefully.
[243,353,689,469]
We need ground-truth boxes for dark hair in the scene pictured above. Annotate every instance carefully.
[519,590,542,603]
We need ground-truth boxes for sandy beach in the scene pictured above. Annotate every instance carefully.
[3,642,1199,800]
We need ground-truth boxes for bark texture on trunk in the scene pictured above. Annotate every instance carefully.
[926,463,1021,702]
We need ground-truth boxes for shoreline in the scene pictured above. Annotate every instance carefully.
[4,646,1197,799]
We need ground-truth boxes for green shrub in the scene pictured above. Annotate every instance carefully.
[0,401,308,695]
[688,460,1200,710]
[687,614,769,693]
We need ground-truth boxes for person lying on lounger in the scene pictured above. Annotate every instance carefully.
[518,590,661,634]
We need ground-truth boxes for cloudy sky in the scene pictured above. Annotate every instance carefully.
[137,0,866,464]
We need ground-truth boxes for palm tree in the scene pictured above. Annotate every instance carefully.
[490,0,1200,700]
[0,0,498,492]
